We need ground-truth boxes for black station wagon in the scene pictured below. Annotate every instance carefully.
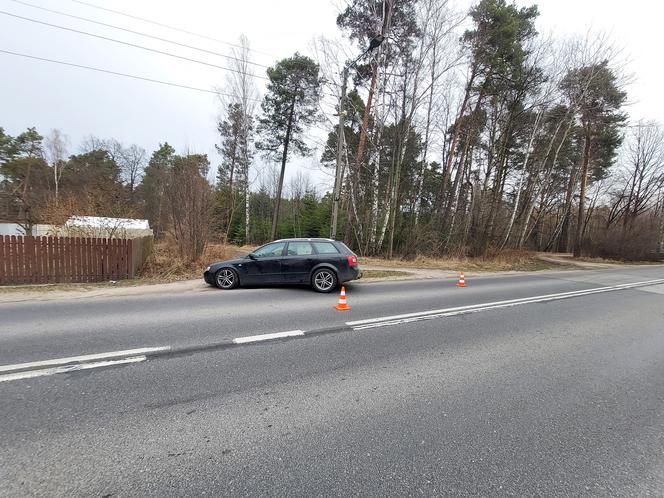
[204,238,361,293]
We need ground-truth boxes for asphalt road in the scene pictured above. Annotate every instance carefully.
[2,266,664,496]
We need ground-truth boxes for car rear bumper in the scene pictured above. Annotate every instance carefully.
[340,265,361,283]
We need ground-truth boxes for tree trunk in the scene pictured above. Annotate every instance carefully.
[517,116,570,248]
[415,44,437,227]
[552,161,578,253]
[573,126,592,258]
[354,0,394,176]
[501,112,542,249]
[54,161,59,204]
[271,99,296,240]
[658,192,664,253]
[443,140,473,252]
[245,181,250,243]
[440,66,477,205]
[355,68,378,176]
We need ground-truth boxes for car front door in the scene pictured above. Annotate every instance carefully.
[242,242,286,285]
[281,241,316,283]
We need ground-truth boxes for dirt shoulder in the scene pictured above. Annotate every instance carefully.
[0,278,212,303]
[0,263,548,303]
[4,252,658,304]
[535,252,664,269]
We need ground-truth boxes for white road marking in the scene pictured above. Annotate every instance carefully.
[2,278,662,384]
[233,330,305,344]
[347,278,664,330]
[0,356,146,383]
[0,346,171,374]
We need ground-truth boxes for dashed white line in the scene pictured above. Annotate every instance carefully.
[0,356,147,383]
[0,346,171,374]
[233,330,305,344]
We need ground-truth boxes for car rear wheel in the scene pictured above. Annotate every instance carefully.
[311,268,337,293]
[215,268,239,290]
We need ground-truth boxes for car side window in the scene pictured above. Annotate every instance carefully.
[253,242,286,258]
[313,242,340,254]
[286,242,314,256]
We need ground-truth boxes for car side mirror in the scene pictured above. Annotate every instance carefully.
[248,253,257,260]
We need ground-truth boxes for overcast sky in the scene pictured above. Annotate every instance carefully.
[1,0,662,192]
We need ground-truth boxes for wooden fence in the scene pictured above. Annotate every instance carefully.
[0,235,143,285]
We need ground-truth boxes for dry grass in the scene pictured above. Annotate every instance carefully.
[543,253,662,266]
[575,255,662,265]
[140,240,248,282]
[142,241,557,282]
[0,246,564,296]
[361,250,557,272]
[361,269,414,278]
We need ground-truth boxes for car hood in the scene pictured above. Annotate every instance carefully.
[208,257,248,269]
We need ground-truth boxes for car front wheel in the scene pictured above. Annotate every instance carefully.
[215,268,239,289]
[311,268,337,293]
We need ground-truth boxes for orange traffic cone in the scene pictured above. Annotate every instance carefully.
[456,272,466,287]
[335,286,351,310]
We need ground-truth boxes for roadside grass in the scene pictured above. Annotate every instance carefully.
[361,250,558,272]
[576,255,662,265]
[541,253,663,266]
[361,269,414,279]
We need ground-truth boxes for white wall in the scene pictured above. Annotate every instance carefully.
[0,223,52,236]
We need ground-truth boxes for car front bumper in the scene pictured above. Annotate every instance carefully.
[203,269,214,285]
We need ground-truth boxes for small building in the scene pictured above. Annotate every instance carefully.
[1,217,153,239]
[60,216,153,239]
[0,223,53,236]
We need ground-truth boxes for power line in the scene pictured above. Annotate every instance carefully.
[2,8,341,102]
[7,0,271,70]
[0,48,263,102]
[0,10,271,81]
[70,0,280,60]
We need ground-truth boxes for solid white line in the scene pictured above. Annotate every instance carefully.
[233,330,304,344]
[0,346,171,374]
[347,278,664,330]
[0,356,146,383]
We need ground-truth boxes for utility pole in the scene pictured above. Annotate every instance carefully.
[331,66,348,240]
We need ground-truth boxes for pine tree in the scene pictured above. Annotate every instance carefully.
[256,53,322,240]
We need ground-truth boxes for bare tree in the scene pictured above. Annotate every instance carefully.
[607,121,664,230]
[43,129,69,202]
[120,144,146,195]
[165,154,212,261]
[79,135,106,153]
[217,34,258,243]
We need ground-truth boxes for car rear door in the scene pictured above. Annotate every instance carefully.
[281,241,316,283]
[311,241,347,278]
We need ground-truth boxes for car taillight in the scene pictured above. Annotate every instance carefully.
[347,255,358,267]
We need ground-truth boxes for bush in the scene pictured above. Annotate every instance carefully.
[585,225,663,261]
[140,239,244,281]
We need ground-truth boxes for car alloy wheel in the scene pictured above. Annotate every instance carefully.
[312,269,336,293]
[215,268,238,289]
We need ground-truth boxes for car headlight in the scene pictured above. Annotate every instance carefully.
[206,266,211,272]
